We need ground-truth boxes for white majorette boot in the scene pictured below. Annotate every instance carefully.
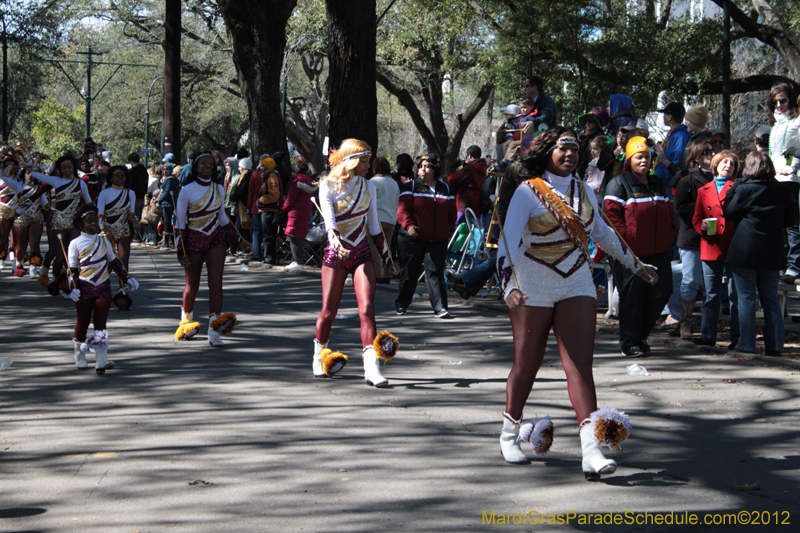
[362,346,388,387]
[174,308,200,340]
[208,313,237,346]
[208,314,224,346]
[313,339,328,378]
[86,330,114,375]
[72,338,89,370]
[500,413,529,464]
[580,407,631,480]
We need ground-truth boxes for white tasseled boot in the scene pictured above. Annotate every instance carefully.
[208,314,224,346]
[0,258,5,272]
[362,346,388,387]
[313,339,328,378]
[580,422,617,480]
[73,339,89,370]
[28,264,36,278]
[500,413,529,464]
[94,348,114,374]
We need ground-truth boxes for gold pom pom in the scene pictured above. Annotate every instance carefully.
[174,317,200,340]
[210,312,237,335]
[37,272,49,286]
[320,348,348,376]
[373,330,399,361]
[113,291,132,310]
[594,418,630,453]
[59,279,69,291]
[30,255,43,267]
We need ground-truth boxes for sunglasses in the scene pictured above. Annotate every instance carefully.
[711,139,724,144]
[773,98,788,105]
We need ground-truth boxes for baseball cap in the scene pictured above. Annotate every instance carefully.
[755,125,771,141]
[658,102,685,118]
[162,153,175,163]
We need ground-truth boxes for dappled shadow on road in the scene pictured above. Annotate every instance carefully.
[1,255,800,530]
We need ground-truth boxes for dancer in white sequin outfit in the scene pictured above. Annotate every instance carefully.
[496,128,657,479]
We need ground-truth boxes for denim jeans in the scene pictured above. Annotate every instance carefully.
[730,267,783,352]
[250,213,263,260]
[701,260,739,345]
[678,248,703,301]
[664,260,683,320]
[460,256,497,295]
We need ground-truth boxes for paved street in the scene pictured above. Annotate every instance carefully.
[1,248,799,532]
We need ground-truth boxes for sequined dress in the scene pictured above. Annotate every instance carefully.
[175,180,231,253]
[319,176,382,270]
[31,172,92,231]
[98,187,136,242]
[0,179,17,220]
[498,171,639,308]
[0,177,45,227]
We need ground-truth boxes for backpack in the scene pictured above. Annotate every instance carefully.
[258,171,281,207]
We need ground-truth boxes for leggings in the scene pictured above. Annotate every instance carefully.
[13,223,43,263]
[182,242,227,316]
[75,297,112,341]
[315,262,377,348]
[505,296,598,422]
[0,218,12,258]
[113,236,132,287]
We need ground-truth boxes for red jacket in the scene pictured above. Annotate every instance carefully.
[446,159,486,215]
[281,174,317,239]
[603,171,677,257]
[247,169,263,215]
[693,179,734,261]
[396,177,456,243]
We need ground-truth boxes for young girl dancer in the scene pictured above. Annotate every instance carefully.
[0,157,20,272]
[97,165,140,308]
[173,152,241,346]
[1,167,47,277]
[31,156,92,286]
[497,128,656,479]
[68,204,138,373]
[313,139,398,387]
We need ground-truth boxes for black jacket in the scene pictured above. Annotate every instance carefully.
[723,177,794,271]
[674,167,713,250]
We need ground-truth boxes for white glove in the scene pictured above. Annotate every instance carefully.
[126,277,139,291]
[639,263,658,284]
[70,289,81,302]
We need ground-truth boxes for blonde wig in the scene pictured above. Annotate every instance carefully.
[321,138,372,193]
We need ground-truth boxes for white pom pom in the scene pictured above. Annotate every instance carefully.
[518,422,534,443]
[529,416,554,456]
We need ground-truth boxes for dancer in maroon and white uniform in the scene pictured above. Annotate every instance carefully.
[68,204,138,374]
[174,152,242,346]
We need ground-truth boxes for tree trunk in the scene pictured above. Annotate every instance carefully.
[709,0,800,80]
[163,0,181,158]
[217,0,296,159]
[326,0,378,153]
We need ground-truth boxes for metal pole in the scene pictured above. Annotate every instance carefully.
[144,76,163,168]
[2,27,8,142]
[85,46,92,139]
[722,0,731,149]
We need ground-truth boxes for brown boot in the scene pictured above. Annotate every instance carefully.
[679,297,696,340]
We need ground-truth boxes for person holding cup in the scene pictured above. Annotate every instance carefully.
[673,140,717,340]
[693,151,740,347]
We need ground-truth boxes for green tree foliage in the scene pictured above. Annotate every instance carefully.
[485,0,720,126]
[376,0,495,170]
[31,97,85,156]
[1,0,70,138]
